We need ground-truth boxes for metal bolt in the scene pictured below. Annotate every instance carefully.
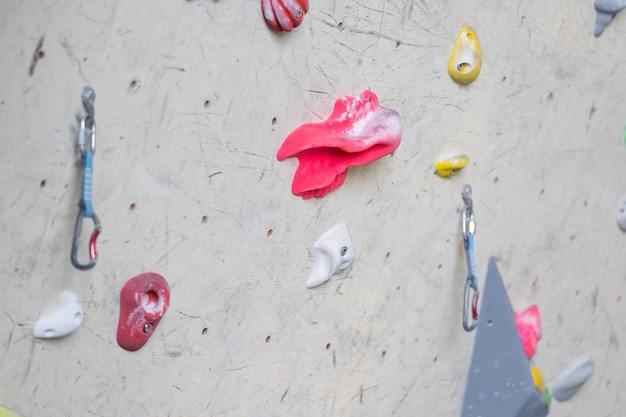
[143,323,152,332]
[296,8,303,18]
[341,246,348,256]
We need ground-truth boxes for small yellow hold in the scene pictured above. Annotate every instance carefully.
[531,365,546,394]
[447,25,482,85]
[0,406,25,417]
[434,155,469,177]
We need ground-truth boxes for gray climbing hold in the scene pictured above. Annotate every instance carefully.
[461,258,549,417]
[551,357,595,401]
[594,0,626,36]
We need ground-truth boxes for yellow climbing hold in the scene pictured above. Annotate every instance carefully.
[0,406,25,417]
[434,155,469,177]
[531,365,546,393]
[447,25,482,85]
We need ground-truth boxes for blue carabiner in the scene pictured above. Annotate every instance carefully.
[71,87,101,270]
[462,185,479,332]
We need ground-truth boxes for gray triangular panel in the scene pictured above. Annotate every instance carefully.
[461,257,549,417]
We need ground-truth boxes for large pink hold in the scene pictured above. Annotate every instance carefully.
[276,90,402,199]
[514,305,542,359]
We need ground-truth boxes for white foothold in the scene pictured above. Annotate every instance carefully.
[307,223,355,289]
[617,196,626,231]
[33,290,84,338]
[550,357,596,401]
[594,0,626,36]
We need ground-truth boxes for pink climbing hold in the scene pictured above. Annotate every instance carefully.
[514,305,542,359]
[276,90,402,199]
[117,272,170,351]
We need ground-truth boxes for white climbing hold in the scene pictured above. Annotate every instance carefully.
[33,290,84,338]
[617,196,626,231]
[307,223,355,288]
[550,357,595,401]
[594,0,626,36]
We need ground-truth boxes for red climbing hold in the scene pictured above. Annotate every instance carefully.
[514,305,542,359]
[276,90,402,199]
[262,0,309,32]
[117,272,170,351]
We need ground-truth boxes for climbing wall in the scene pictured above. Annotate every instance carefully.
[1,0,625,416]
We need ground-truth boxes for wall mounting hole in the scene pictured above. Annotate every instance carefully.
[267,229,273,237]
[385,252,391,259]
[40,179,46,187]
[129,203,136,211]
[486,320,493,327]
[202,327,208,335]
[37,50,45,59]
[129,80,138,89]
[433,356,438,362]
[381,350,387,357]
[395,41,401,49]
[338,22,344,30]
[204,100,211,108]
[493,176,499,184]
[266,335,271,343]
[438,264,442,270]
[271,117,277,125]
[201,215,208,224]
[325,343,331,350]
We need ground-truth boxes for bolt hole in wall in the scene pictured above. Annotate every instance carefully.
[204,100,211,108]
[385,251,391,259]
[266,229,273,237]
[37,50,45,59]
[40,179,46,187]
[266,336,271,343]
[381,350,387,358]
[337,22,343,30]
[202,328,208,335]
[325,343,331,350]
[129,80,139,90]
[129,203,136,211]
[271,117,277,125]
[201,215,208,224]
[395,41,401,49]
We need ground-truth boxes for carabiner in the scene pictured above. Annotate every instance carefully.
[71,87,101,270]
[461,184,479,331]
[71,207,101,270]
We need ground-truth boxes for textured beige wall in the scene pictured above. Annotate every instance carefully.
[1,0,625,416]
